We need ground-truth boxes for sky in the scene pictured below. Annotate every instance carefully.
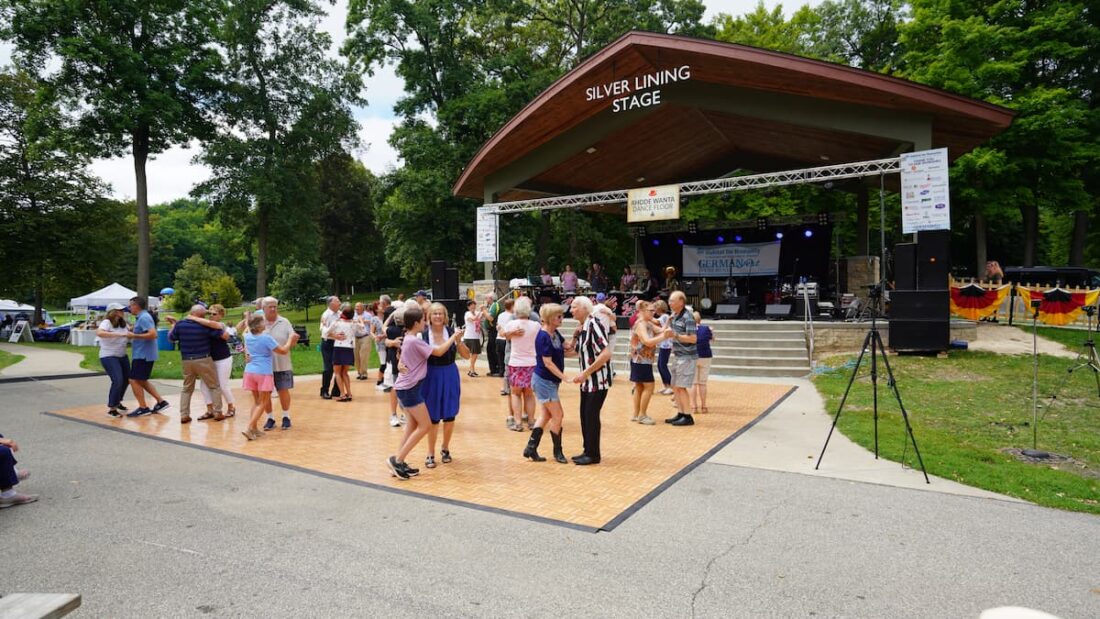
[1,0,818,205]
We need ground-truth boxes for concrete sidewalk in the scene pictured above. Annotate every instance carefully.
[0,343,89,377]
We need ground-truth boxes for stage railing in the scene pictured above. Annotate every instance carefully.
[802,285,815,367]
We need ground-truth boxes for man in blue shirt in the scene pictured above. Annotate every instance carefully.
[127,296,170,417]
[168,304,228,424]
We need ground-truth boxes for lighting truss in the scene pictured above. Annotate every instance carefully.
[484,157,901,214]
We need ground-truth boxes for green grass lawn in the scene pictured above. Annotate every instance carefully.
[813,343,1100,514]
[0,348,25,372]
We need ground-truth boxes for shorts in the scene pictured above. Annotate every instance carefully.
[508,365,534,389]
[671,354,697,388]
[531,372,561,403]
[464,338,482,354]
[130,358,155,381]
[629,361,654,383]
[273,370,294,391]
[242,371,275,392]
[396,381,425,408]
[694,358,712,385]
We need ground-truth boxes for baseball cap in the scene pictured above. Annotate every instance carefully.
[106,302,125,312]
[595,292,607,302]
[415,289,429,297]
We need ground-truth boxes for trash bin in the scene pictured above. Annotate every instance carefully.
[157,327,175,351]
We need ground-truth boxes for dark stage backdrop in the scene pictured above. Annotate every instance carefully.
[640,224,833,303]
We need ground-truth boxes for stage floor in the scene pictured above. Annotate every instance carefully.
[49,373,794,531]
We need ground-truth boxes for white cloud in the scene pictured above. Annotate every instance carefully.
[704,0,822,20]
[89,144,210,205]
[355,115,402,175]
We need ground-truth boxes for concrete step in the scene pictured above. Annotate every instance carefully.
[608,343,807,358]
[607,360,810,378]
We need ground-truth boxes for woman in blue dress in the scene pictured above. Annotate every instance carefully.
[421,302,470,469]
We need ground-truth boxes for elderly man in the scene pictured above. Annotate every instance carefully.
[261,297,297,430]
[664,291,698,427]
[319,295,344,399]
[168,304,228,424]
[482,292,502,377]
[353,302,372,380]
[569,295,613,465]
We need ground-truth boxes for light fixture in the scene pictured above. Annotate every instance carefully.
[586,147,597,154]
[734,235,743,242]
[776,232,784,240]
[717,236,725,244]
[635,176,646,183]
[687,221,698,234]
[677,239,684,245]
[652,239,660,246]
[820,155,830,161]
[804,229,813,238]
[757,218,768,231]
[818,212,830,226]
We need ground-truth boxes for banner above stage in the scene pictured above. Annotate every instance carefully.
[627,184,680,222]
[682,242,781,277]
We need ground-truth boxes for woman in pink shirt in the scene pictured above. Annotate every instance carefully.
[502,297,540,431]
[386,305,465,480]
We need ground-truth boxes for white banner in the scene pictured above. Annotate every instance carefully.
[476,206,498,262]
[900,148,951,234]
[682,242,782,277]
[628,184,680,222]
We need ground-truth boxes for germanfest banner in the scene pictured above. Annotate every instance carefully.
[681,242,781,278]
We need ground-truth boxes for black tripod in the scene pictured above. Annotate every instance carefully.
[1046,305,1100,408]
[815,287,930,483]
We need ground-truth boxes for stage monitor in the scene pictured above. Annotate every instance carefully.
[765,304,793,320]
[715,303,743,318]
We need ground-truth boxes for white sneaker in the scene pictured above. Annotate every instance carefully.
[630,415,640,423]
[659,387,673,395]
[375,383,386,391]
[399,414,407,426]
[389,414,400,427]
[638,415,656,425]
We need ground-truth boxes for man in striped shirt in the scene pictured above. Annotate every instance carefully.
[569,296,613,465]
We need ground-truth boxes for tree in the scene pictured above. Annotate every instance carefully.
[0,69,108,322]
[148,199,256,294]
[171,254,241,312]
[315,152,389,293]
[270,258,329,322]
[195,0,361,298]
[4,0,222,298]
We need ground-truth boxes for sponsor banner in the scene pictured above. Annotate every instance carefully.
[476,206,498,262]
[900,148,951,234]
[682,242,781,277]
[628,184,680,222]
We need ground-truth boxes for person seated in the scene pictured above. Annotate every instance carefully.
[0,433,36,509]
[664,266,680,292]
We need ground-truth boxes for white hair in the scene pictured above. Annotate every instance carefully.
[571,295,594,314]
[514,297,532,318]
[404,299,419,311]
[380,294,391,304]
[262,296,278,307]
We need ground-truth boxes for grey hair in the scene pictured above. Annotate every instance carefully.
[570,295,594,314]
[328,295,340,304]
[404,299,419,311]
[379,294,391,304]
[262,296,278,307]
[514,296,532,318]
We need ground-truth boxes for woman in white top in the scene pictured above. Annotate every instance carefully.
[332,303,365,402]
[502,297,540,431]
[655,300,674,395]
[462,299,485,377]
[96,303,132,417]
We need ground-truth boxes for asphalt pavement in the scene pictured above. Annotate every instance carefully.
[2,374,1099,618]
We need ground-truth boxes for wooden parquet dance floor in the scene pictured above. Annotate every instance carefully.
[50,372,793,531]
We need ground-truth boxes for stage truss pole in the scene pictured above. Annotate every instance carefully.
[482,157,902,214]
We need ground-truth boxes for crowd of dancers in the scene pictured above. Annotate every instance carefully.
[93,287,716,482]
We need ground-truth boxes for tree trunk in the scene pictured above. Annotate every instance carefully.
[974,211,987,279]
[1021,202,1038,267]
[256,209,268,299]
[856,184,869,255]
[133,126,151,299]
[1069,210,1088,266]
[33,259,44,326]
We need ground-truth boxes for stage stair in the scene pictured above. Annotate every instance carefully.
[560,319,810,378]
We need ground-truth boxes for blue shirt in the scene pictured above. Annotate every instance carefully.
[534,329,565,383]
[696,325,713,359]
[245,333,278,375]
[169,319,223,358]
[131,311,158,361]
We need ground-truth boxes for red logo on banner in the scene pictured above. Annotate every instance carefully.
[648,190,657,197]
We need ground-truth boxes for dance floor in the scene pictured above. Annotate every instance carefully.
[49,373,794,531]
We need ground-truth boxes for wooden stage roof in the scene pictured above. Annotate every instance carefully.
[454,32,1014,203]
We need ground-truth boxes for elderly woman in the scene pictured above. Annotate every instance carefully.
[96,302,131,417]
[629,301,664,425]
[502,297,539,431]
[560,264,578,294]
[422,302,470,468]
[523,303,569,463]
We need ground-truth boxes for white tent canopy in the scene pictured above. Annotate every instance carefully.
[69,283,159,312]
[0,300,52,325]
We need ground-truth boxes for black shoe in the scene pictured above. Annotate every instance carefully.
[387,456,410,480]
[550,432,567,464]
[524,428,546,462]
[570,453,586,463]
[665,413,685,424]
[573,455,600,465]
[382,386,393,393]
[670,414,695,426]
[398,462,420,477]
[116,403,128,411]
[152,400,170,413]
[321,393,333,400]
[107,408,122,418]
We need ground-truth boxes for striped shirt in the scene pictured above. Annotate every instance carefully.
[577,316,612,393]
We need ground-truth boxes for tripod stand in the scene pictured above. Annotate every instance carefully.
[1045,305,1100,409]
[815,287,931,483]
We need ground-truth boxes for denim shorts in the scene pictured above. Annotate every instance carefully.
[531,372,561,404]
[396,381,425,408]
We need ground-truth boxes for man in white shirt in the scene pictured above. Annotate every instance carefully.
[319,296,345,399]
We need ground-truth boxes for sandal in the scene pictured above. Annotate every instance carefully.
[441,449,452,464]
[224,409,236,418]
[425,455,437,469]
[337,395,352,402]
[197,412,216,421]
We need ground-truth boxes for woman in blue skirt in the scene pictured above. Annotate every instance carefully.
[422,302,470,469]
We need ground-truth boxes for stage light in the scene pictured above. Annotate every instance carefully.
[735,235,743,242]
[818,212,830,225]
[652,239,660,246]
[687,221,698,234]
[717,236,725,243]
[757,218,768,230]
[804,229,813,238]
[677,239,684,245]
[586,146,597,154]
[775,232,784,240]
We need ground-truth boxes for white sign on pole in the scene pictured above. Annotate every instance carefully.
[628,184,680,222]
[900,148,951,234]
[476,206,498,262]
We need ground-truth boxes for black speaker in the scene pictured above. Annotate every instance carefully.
[765,304,792,320]
[715,301,744,318]
[431,260,447,298]
[435,299,467,328]
[917,230,950,290]
[894,242,917,290]
[793,298,819,317]
[889,319,949,352]
[889,290,948,320]
[444,267,459,299]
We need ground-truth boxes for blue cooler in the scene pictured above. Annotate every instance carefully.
[157,327,175,351]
